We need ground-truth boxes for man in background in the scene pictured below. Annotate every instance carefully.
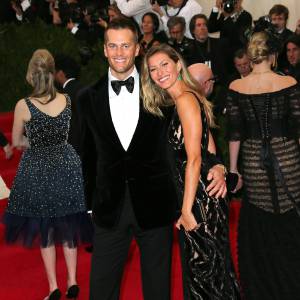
[55,54,83,154]
[227,48,251,85]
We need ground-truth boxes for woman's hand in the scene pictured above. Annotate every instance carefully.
[176,211,198,231]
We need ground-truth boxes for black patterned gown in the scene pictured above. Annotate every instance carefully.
[227,84,300,300]
[3,96,93,248]
[168,92,240,300]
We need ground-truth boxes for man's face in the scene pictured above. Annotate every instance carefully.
[168,0,183,8]
[287,42,300,66]
[104,29,139,80]
[169,24,185,42]
[234,54,251,77]
[270,13,287,32]
[193,18,208,42]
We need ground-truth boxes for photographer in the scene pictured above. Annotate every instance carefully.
[10,0,36,23]
[152,0,202,39]
[64,2,103,45]
[208,0,252,55]
[114,0,162,31]
[268,5,293,70]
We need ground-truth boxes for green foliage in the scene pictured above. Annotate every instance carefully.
[0,20,107,112]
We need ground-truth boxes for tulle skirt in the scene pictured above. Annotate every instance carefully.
[3,211,93,248]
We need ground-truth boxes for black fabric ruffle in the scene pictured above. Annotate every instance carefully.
[3,211,93,248]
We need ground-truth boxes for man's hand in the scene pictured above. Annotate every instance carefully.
[3,144,13,160]
[152,2,164,17]
[67,19,75,30]
[206,164,227,198]
[216,0,223,10]
[231,173,243,193]
[296,19,300,35]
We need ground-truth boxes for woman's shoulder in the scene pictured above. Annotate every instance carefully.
[228,78,243,92]
[176,91,200,108]
[229,74,298,96]
[15,98,29,111]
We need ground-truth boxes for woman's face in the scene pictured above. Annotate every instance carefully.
[142,15,155,34]
[148,52,181,90]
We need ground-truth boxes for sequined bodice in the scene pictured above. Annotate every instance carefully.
[24,97,71,148]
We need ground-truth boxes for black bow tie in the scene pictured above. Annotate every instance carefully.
[111,76,134,95]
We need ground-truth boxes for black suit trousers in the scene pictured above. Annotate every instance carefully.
[89,186,173,300]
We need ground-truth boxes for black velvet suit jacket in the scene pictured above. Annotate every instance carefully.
[191,37,231,84]
[77,76,178,229]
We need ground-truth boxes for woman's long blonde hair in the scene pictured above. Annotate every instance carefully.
[26,49,56,103]
[141,44,215,127]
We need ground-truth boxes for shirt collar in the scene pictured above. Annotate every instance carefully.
[108,66,139,83]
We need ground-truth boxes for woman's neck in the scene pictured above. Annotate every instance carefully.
[251,61,272,74]
[167,80,188,102]
[142,32,154,42]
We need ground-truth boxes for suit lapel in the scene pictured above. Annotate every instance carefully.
[91,77,125,152]
[127,98,153,153]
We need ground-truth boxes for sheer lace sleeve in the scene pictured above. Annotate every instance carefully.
[288,84,300,138]
[226,90,244,141]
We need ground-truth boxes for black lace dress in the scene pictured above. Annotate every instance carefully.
[168,93,240,300]
[227,84,300,300]
[3,97,93,248]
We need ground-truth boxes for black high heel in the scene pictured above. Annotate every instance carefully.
[66,285,79,299]
[48,289,61,300]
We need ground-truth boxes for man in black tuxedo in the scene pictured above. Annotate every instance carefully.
[77,17,227,300]
[54,54,83,154]
[189,13,231,84]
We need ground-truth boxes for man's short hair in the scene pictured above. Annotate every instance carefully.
[104,17,139,43]
[269,4,289,20]
[285,35,300,49]
[233,48,247,60]
[167,16,186,31]
[189,14,208,38]
[54,54,80,79]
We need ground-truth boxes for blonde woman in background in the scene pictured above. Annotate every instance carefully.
[2,49,92,300]
[227,31,300,299]
[141,44,240,300]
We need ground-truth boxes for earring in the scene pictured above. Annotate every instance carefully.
[177,73,182,81]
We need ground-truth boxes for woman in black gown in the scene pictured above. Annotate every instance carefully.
[227,31,300,299]
[3,49,92,300]
[141,44,240,299]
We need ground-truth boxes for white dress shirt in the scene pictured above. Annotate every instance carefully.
[161,0,202,39]
[113,0,164,32]
[108,67,140,151]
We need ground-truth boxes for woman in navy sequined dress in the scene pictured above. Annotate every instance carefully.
[141,44,240,299]
[3,49,92,300]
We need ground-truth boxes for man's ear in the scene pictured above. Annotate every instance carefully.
[135,43,140,57]
[104,45,108,58]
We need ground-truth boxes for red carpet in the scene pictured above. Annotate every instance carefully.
[0,112,240,300]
